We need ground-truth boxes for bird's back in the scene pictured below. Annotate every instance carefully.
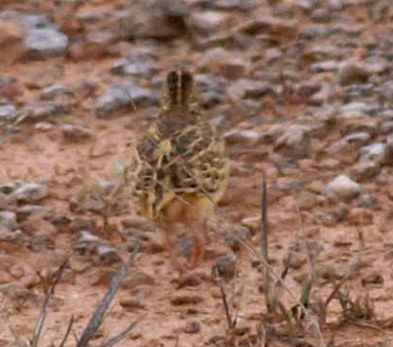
[130,70,229,222]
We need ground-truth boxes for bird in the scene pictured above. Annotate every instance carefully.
[127,69,229,271]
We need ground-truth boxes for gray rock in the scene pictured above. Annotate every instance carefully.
[69,217,95,233]
[73,230,101,254]
[40,85,67,101]
[379,80,393,102]
[18,13,67,57]
[17,205,51,218]
[379,121,393,135]
[22,102,69,122]
[170,291,204,305]
[82,30,114,58]
[0,104,18,121]
[95,82,158,116]
[189,11,228,35]
[387,135,393,164]
[309,83,336,105]
[175,271,204,289]
[117,1,188,41]
[62,124,93,142]
[341,102,379,115]
[356,194,377,209]
[183,321,201,334]
[283,252,307,269]
[238,16,298,37]
[297,0,318,11]
[0,182,17,194]
[122,270,155,289]
[97,245,121,264]
[339,61,371,85]
[342,131,371,145]
[25,27,68,57]
[19,14,50,28]
[224,129,263,147]
[198,47,249,79]
[121,216,151,231]
[274,125,311,159]
[34,122,54,131]
[380,110,393,120]
[228,79,272,100]
[0,282,36,302]
[0,228,25,243]
[326,175,361,201]
[119,297,146,310]
[212,252,236,281]
[298,82,321,99]
[350,160,381,181]
[195,74,227,108]
[11,182,49,202]
[361,272,383,287]
[111,56,156,77]
[219,225,252,252]
[344,83,374,99]
[360,143,387,164]
[300,24,329,40]
[311,8,332,22]
[0,211,17,230]
[78,230,100,243]
[209,0,257,11]
[310,61,343,73]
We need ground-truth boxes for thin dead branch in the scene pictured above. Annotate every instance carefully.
[294,200,321,322]
[76,244,139,347]
[30,259,68,347]
[260,176,274,313]
[257,323,268,347]
[219,283,235,330]
[324,273,352,313]
[101,184,121,238]
[58,315,74,347]
[98,315,145,347]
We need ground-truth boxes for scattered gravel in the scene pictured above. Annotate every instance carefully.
[95,82,158,116]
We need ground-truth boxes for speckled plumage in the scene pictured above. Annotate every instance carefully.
[127,70,229,270]
[130,70,228,221]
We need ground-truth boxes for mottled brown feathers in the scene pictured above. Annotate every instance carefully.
[129,70,229,220]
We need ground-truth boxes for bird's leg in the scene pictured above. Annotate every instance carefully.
[188,222,206,269]
[164,227,187,273]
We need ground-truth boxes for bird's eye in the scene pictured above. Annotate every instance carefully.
[126,142,132,147]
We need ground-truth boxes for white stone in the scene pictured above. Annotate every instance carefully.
[326,174,360,201]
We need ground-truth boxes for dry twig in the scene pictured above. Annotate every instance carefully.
[260,176,275,313]
[98,315,145,347]
[30,259,68,347]
[58,315,74,347]
[219,283,235,330]
[76,244,140,347]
